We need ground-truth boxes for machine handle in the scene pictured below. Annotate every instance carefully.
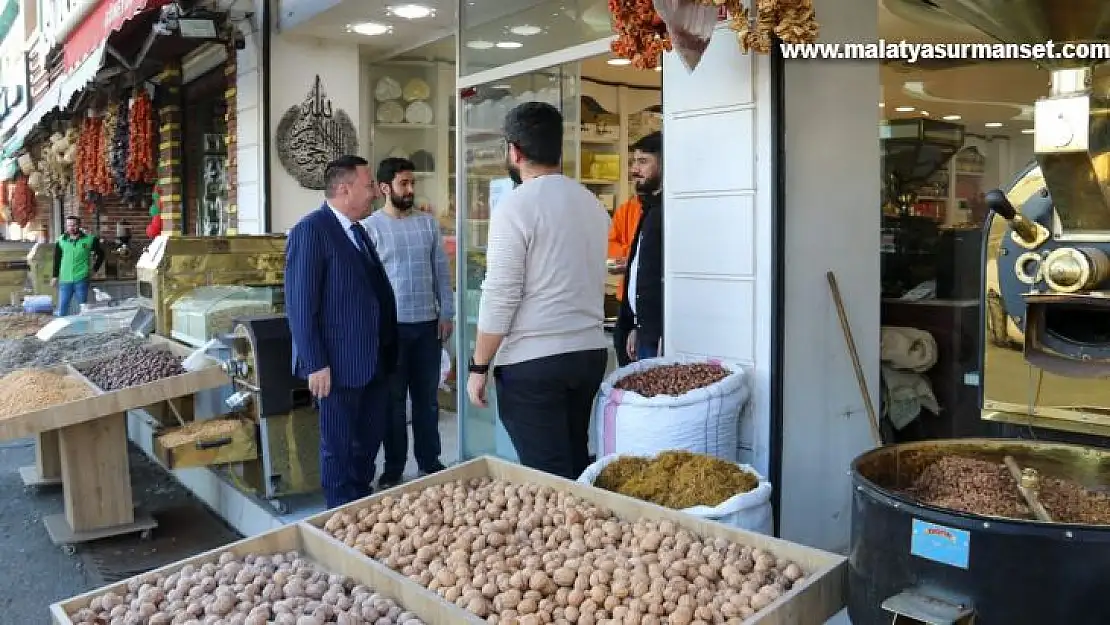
[986,189,1017,219]
[195,437,233,450]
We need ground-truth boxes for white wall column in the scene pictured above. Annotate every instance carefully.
[661,27,775,475]
[267,35,363,232]
[232,0,265,234]
[781,0,880,552]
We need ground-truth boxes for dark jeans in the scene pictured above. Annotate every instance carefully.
[381,321,443,478]
[637,334,660,360]
[318,378,389,508]
[613,323,631,367]
[494,348,608,480]
[55,279,89,317]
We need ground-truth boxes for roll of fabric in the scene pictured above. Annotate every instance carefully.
[880,326,938,373]
[881,364,940,430]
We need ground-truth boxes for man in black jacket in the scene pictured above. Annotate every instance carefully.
[619,132,664,361]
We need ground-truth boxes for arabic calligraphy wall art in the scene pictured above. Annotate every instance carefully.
[276,75,359,190]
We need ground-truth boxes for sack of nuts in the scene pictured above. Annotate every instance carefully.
[593,358,748,461]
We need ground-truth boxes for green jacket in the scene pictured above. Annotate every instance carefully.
[53,232,105,283]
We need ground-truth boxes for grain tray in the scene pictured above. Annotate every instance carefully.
[50,523,483,624]
[153,417,259,469]
[306,456,847,625]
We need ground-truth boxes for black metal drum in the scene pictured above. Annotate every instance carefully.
[848,438,1110,625]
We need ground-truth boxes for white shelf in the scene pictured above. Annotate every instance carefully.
[374,122,438,130]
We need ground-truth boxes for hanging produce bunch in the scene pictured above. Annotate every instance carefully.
[75,116,112,206]
[609,0,673,69]
[34,129,77,199]
[146,186,163,238]
[126,89,156,187]
[10,175,35,227]
[697,0,819,53]
[0,181,9,224]
[109,100,133,199]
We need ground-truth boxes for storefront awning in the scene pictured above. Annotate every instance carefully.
[57,44,106,110]
[9,85,62,149]
[64,0,171,72]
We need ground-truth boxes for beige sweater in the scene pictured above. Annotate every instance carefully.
[477,174,611,366]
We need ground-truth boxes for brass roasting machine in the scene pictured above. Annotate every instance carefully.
[921,0,1110,439]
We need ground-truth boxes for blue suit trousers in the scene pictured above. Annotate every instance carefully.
[318,378,389,508]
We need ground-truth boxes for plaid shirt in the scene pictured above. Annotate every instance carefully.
[363,209,455,324]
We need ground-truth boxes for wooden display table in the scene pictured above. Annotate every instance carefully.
[0,338,230,550]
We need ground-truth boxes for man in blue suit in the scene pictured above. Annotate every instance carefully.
[285,155,399,508]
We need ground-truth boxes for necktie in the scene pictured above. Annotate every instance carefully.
[350,223,380,264]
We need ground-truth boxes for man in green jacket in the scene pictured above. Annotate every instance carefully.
[51,215,105,316]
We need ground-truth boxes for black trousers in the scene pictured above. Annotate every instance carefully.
[612,324,631,368]
[494,348,608,480]
[382,321,443,478]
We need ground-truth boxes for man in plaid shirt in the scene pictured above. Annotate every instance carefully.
[363,157,454,488]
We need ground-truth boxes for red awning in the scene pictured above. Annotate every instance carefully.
[63,0,172,71]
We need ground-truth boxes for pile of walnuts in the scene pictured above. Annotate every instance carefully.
[322,478,805,625]
[66,550,423,625]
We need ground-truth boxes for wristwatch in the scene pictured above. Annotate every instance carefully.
[468,357,490,374]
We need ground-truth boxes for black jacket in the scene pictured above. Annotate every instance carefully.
[619,192,663,343]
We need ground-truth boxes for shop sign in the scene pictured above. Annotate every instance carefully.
[62,0,171,71]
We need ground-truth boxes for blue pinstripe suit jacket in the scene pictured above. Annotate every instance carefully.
[285,205,397,388]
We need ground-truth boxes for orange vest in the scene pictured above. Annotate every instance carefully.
[608,196,643,301]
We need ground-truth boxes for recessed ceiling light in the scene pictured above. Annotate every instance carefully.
[509,25,542,36]
[495,41,523,49]
[1022,128,1034,134]
[387,4,434,19]
[920,110,930,116]
[466,40,494,49]
[655,66,662,72]
[985,122,1003,127]
[607,58,631,66]
[894,106,915,112]
[943,115,961,121]
[879,102,885,108]
[346,22,391,36]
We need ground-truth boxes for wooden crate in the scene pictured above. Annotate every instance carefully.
[306,456,848,625]
[50,522,484,625]
[153,417,258,469]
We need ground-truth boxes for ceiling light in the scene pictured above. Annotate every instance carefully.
[387,4,434,19]
[879,102,885,108]
[346,22,391,36]
[919,110,930,116]
[607,58,631,66]
[492,84,511,90]
[655,66,662,72]
[466,40,494,49]
[509,25,542,36]
[495,41,523,49]
[943,115,961,121]
[985,122,1003,127]
[1022,128,1034,134]
[894,106,915,112]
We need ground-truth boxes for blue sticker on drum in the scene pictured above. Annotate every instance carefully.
[910,519,970,569]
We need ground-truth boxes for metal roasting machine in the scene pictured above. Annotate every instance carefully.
[850,2,1110,624]
[131,234,324,515]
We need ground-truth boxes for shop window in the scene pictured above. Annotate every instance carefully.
[183,68,229,236]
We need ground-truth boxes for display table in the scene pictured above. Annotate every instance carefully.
[0,337,230,550]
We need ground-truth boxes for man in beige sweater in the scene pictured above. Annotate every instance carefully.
[466,101,611,479]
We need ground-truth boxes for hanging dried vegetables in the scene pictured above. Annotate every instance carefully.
[0,181,8,222]
[609,0,673,69]
[126,90,156,184]
[75,117,104,203]
[10,176,35,227]
[697,0,819,53]
[111,99,132,198]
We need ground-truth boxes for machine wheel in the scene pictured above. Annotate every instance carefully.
[269,499,289,515]
[62,544,76,556]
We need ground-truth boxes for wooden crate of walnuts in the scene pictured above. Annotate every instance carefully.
[307,456,846,625]
[50,522,484,624]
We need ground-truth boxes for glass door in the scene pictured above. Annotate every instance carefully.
[454,64,581,460]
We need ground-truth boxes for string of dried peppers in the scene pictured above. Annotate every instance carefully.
[10,176,35,227]
[698,0,819,53]
[126,90,156,184]
[609,0,673,69]
[75,117,103,203]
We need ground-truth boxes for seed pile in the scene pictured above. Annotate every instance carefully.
[0,369,95,418]
[67,550,424,625]
[323,477,806,624]
[615,363,730,397]
[0,329,145,375]
[0,313,50,339]
[595,451,759,509]
[905,456,1110,524]
[77,345,185,391]
[160,419,242,448]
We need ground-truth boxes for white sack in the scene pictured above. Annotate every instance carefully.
[579,453,774,535]
[593,357,748,461]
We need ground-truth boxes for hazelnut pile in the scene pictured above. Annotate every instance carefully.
[614,364,730,398]
[66,550,424,625]
[322,478,806,625]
